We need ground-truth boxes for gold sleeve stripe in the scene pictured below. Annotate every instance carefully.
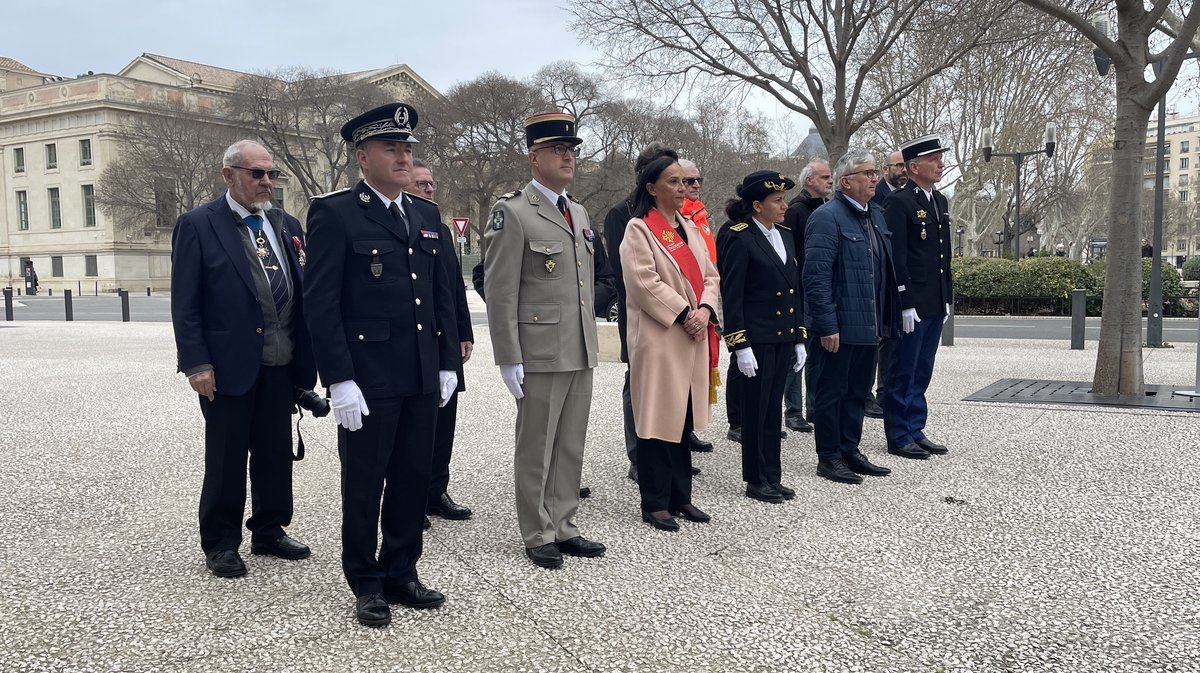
[723,330,748,348]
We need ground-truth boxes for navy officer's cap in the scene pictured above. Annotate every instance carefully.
[736,170,796,203]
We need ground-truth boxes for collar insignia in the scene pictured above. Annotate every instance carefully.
[359,192,371,203]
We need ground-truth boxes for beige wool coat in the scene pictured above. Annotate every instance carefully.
[620,213,721,443]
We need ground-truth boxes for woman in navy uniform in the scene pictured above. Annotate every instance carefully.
[717,171,807,504]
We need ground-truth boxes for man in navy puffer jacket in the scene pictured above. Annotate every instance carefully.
[803,148,899,485]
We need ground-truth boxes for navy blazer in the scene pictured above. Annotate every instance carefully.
[170,195,317,397]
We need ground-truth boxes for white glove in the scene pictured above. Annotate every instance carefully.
[735,348,758,378]
[944,302,951,325]
[793,343,807,372]
[329,380,369,432]
[500,363,525,399]
[438,370,457,407]
[901,308,921,334]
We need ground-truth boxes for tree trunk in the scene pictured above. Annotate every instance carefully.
[1092,75,1151,395]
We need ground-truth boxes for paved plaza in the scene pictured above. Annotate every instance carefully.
[1,318,1197,672]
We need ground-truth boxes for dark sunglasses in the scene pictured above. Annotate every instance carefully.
[683,177,704,186]
[230,166,283,180]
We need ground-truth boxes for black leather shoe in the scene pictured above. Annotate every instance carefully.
[386,581,445,609]
[844,451,892,476]
[726,426,742,443]
[423,515,431,531]
[915,438,949,455]
[557,536,606,557]
[627,463,638,482]
[785,416,813,433]
[746,482,785,503]
[690,465,701,476]
[888,442,931,460]
[205,550,247,578]
[641,510,681,531]
[525,543,563,569]
[864,399,884,419]
[427,492,472,520]
[579,486,592,499]
[669,504,711,523]
[770,482,796,500]
[355,593,391,627]
[250,535,311,560]
[817,459,864,484]
[687,431,714,452]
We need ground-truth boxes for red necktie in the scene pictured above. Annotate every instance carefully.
[557,195,574,233]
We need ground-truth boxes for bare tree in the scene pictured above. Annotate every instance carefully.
[1019,0,1200,394]
[96,101,240,239]
[230,67,388,205]
[570,0,1014,165]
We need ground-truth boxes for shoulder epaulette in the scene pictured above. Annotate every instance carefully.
[777,223,791,231]
[497,190,521,201]
[730,222,749,232]
[311,187,350,200]
[405,191,439,207]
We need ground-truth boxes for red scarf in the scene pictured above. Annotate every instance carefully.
[642,209,720,382]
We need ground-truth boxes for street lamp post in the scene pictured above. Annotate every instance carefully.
[956,227,965,256]
[993,231,1003,258]
[982,124,1057,261]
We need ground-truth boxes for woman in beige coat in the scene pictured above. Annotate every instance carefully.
[620,155,721,531]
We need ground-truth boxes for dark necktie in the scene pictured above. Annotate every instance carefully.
[244,214,290,316]
[557,195,574,233]
[389,201,410,241]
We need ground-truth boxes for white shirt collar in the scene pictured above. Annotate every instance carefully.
[530,178,567,205]
[363,181,405,214]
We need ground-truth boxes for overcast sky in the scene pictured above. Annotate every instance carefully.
[7,0,601,92]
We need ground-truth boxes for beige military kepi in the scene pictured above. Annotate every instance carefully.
[484,111,598,550]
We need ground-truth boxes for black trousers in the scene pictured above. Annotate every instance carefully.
[427,391,458,501]
[636,397,694,512]
[874,336,895,401]
[623,368,638,465]
[340,392,437,597]
[740,342,790,485]
[197,364,294,554]
[811,342,876,461]
[726,360,743,429]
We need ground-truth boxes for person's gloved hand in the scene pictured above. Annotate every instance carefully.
[944,302,951,325]
[735,348,758,378]
[793,343,807,372]
[901,308,921,334]
[500,363,525,399]
[329,380,369,432]
[438,371,457,407]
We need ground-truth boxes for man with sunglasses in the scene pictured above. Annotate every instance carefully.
[171,139,317,579]
[484,111,605,570]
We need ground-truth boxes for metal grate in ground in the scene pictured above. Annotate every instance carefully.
[964,378,1200,412]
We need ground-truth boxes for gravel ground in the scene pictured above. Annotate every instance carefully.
[1,320,1197,673]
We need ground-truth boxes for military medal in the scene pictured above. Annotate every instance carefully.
[545,258,556,273]
[920,227,927,240]
[291,235,306,268]
[255,234,269,259]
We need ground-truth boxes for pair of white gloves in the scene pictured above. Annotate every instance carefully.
[900,303,953,334]
[328,372,457,432]
[736,343,807,378]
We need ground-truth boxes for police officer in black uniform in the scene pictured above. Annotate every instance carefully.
[882,135,953,460]
[718,171,807,504]
[304,102,460,627]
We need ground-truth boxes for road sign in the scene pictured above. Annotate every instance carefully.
[452,217,469,237]
[458,236,467,243]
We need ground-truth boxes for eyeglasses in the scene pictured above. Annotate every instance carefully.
[415,180,436,190]
[683,177,704,186]
[230,166,283,180]
[843,168,881,179]
[537,144,581,157]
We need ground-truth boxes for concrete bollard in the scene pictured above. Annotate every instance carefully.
[119,289,130,322]
[1070,289,1086,350]
[146,287,151,296]
[3,287,12,321]
[64,289,73,321]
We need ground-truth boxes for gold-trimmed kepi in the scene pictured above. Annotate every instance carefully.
[735,169,796,203]
[525,111,582,148]
[340,102,420,146]
[900,134,947,162]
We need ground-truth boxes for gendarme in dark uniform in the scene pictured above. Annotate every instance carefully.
[882,134,953,460]
[717,171,806,504]
[303,102,459,627]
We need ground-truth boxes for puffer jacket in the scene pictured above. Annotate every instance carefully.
[803,194,899,346]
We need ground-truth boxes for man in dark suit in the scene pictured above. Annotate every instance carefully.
[408,160,474,524]
[304,103,460,627]
[866,149,907,419]
[170,140,317,579]
[882,135,954,461]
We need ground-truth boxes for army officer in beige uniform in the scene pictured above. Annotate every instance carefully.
[483,112,605,570]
